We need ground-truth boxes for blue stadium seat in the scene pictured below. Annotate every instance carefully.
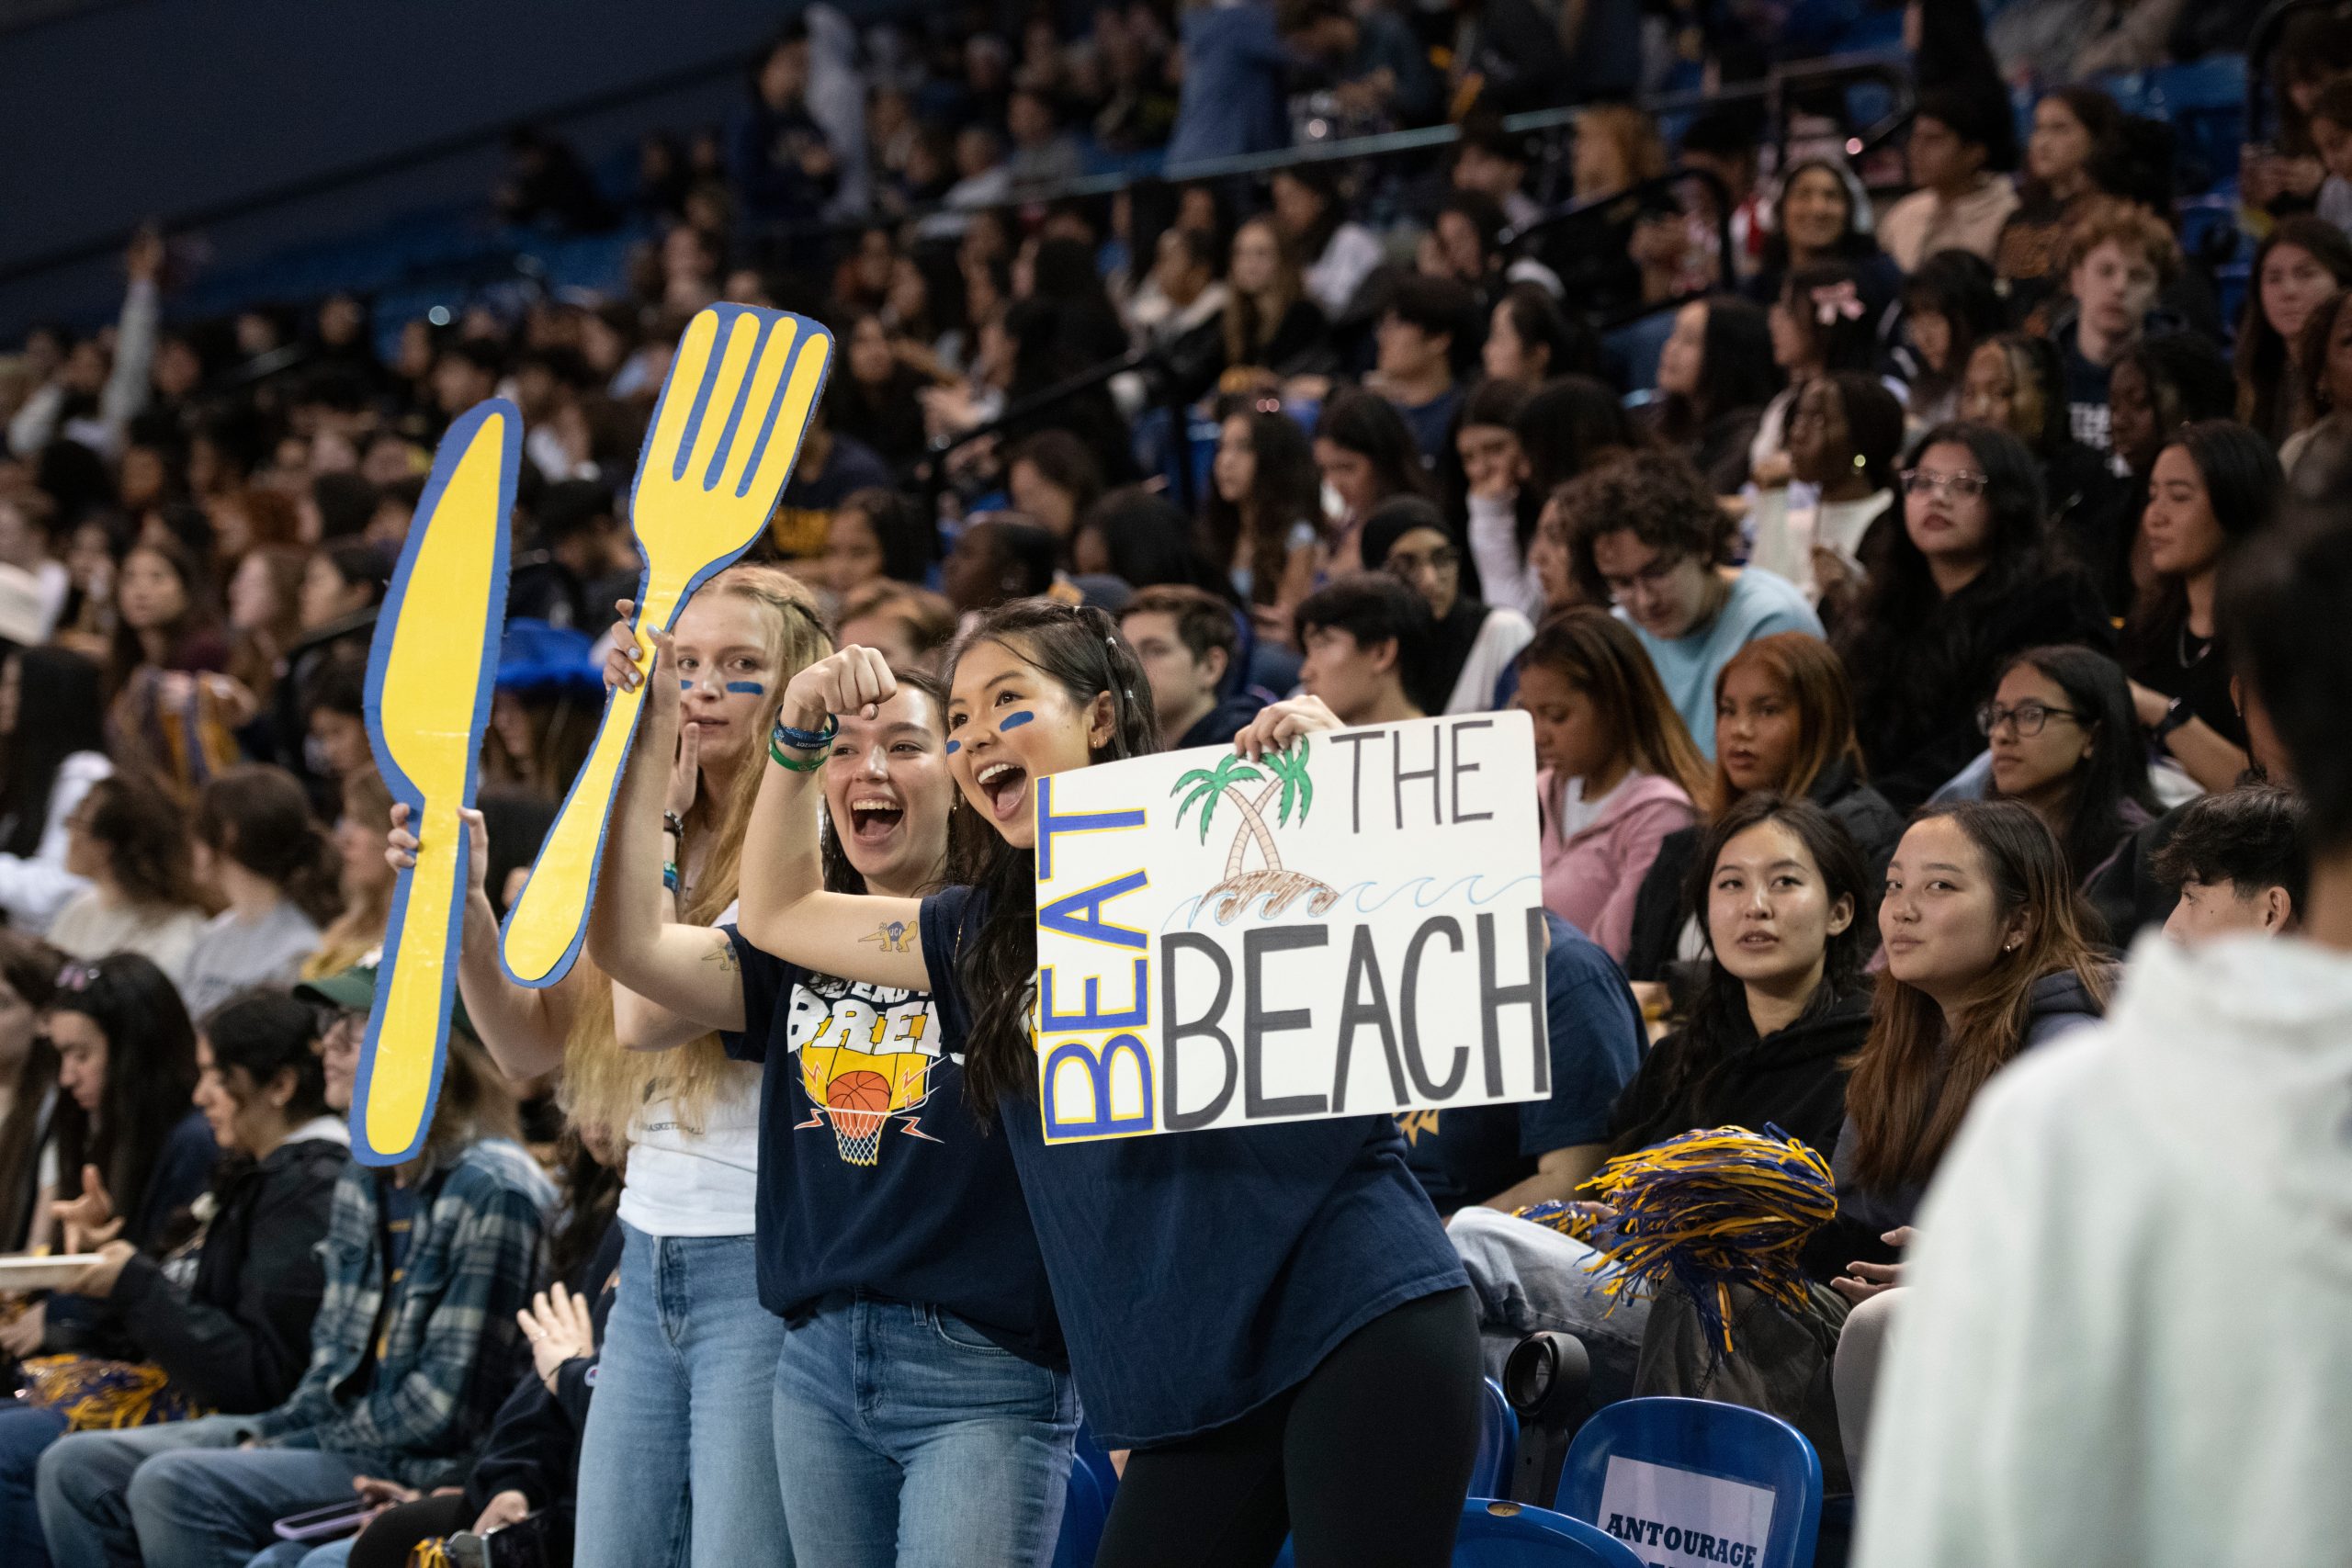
[1053,1442,1114,1568]
[1554,1396,1823,1568]
[1474,1375,1519,1501]
[1453,1500,1648,1567]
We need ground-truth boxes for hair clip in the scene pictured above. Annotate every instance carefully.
[1811,280,1864,326]
[58,961,99,991]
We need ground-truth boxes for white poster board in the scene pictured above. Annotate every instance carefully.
[1596,1455,1777,1568]
[1030,712,1548,1144]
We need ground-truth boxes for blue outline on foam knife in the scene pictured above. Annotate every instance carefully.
[353,399,518,1166]
[494,305,834,989]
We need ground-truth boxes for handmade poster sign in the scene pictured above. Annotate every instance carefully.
[356,400,517,1165]
[499,304,833,987]
[1030,711,1548,1144]
[1595,1455,1777,1568]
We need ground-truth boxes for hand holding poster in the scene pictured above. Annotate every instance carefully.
[1031,711,1548,1143]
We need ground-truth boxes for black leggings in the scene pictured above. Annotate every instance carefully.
[1093,1286,1482,1568]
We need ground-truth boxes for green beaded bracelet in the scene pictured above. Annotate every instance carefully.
[768,738,824,773]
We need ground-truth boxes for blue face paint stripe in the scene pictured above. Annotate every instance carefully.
[724,681,765,694]
[944,739,961,753]
[1000,710,1035,730]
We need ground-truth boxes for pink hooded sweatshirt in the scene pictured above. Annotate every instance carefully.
[1536,768,1698,963]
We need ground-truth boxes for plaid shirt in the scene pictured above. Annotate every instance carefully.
[252,1139,554,1487]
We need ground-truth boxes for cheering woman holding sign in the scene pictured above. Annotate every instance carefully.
[721,599,1480,1568]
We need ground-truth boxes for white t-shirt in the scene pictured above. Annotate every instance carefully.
[615,897,761,1237]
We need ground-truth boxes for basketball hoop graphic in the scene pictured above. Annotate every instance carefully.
[786,977,944,1167]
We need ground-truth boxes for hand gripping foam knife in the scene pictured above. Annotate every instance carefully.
[497,305,833,987]
[355,400,518,1164]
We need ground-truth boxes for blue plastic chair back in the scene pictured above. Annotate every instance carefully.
[1073,1420,1120,1502]
[1052,1450,1112,1568]
[1471,1376,1518,1500]
[1453,1500,1648,1566]
[1554,1396,1822,1568]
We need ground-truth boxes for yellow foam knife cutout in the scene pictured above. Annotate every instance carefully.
[499,304,833,987]
[355,400,516,1164]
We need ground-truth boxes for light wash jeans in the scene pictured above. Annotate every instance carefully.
[571,1223,789,1568]
[1448,1204,1655,1404]
[243,1535,353,1567]
[36,1412,368,1568]
[770,1294,1077,1568]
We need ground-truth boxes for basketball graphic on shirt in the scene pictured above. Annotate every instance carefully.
[786,976,944,1166]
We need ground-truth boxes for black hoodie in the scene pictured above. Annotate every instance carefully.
[1607,986,1873,1165]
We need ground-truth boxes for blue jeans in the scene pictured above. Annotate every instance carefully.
[572,1224,789,1568]
[243,1538,353,1568]
[0,1402,69,1566]
[1448,1205,1654,1404]
[36,1413,368,1568]
[771,1294,1076,1568]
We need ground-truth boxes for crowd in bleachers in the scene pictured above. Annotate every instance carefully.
[0,0,2345,1562]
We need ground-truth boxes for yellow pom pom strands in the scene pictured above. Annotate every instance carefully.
[1518,1125,1837,1355]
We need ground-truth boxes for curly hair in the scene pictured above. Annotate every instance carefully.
[2060,197,2182,288]
[81,773,205,910]
[1561,450,1734,602]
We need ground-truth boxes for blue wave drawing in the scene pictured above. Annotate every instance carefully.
[1160,874,1540,931]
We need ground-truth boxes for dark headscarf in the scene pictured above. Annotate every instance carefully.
[1360,496,1487,715]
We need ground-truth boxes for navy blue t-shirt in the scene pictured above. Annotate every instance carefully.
[1397,912,1643,1213]
[920,886,1468,1450]
[720,925,1064,1366]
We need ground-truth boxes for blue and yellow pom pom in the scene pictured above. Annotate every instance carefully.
[1517,1124,1837,1355]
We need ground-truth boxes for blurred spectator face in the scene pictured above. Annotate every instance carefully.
[1270,175,1324,243]
[1153,230,1212,306]
[235,311,282,358]
[362,434,423,487]
[1009,91,1055,148]
[956,127,1001,180]
[826,506,888,594]
[0,500,40,570]
[1572,133,1630,197]
[824,686,953,892]
[1905,115,1975,191]
[2312,113,2352,182]
[227,552,281,633]
[941,524,1008,613]
[1453,144,1521,200]
[1123,610,1223,726]
[1591,527,1715,641]
[1455,421,1525,500]
[2026,96,2092,187]
[118,446,169,513]
[432,352,495,417]
[300,554,368,630]
[2165,875,2293,943]
[2260,242,2336,346]
[311,707,369,779]
[117,546,187,632]
[2107,358,2165,475]
[315,1009,362,1112]
[1514,660,1612,781]
[1903,439,1994,570]
[1984,662,2089,805]
[1768,288,1812,371]
[663,226,718,289]
[22,327,65,380]
[1298,626,1391,724]
[1177,186,1219,235]
[1229,222,1281,298]
[1783,378,1850,488]
[849,316,897,386]
[1432,212,1486,283]
[1374,313,1448,382]
[319,294,366,348]
[1962,342,2027,435]
[1657,301,1707,398]
[673,592,776,771]
[2069,240,2160,345]
[66,521,115,596]
[1529,500,1575,608]
[2319,300,2352,412]
[1007,460,1079,539]
[839,610,921,671]
[51,1009,106,1112]
[1779,166,1849,256]
[1714,660,1801,795]
[2142,443,2224,580]
[61,341,107,397]
[153,337,203,400]
[1483,300,1537,384]
[1907,308,1952,374]
[394,320,435,380]
[1313,438,1379,516]
[1382,525,1463,621]
[1214,416,1257,503]
[759,39,810,107]
[888,259,931,324]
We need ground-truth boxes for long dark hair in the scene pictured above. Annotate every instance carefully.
[1515,376,1644,518]
[0,647,105,859]
[1204,405,1326,607]
[818,667,963,897]
[49,953,201,1242]
[1840,421,2052,743]
[196,766,343,926]
[2020,85,2123,209]
[1847,801,2109,1190]
[1780,262,1879,374]
[1658,297,1781,443]
[1760,160,1879,276]
[1080,488,1235,597]
[1989,645,2159,893]
[1313,388,1437,512]
[948,602,1159,1119]
[0,932,63,1250]
[1492,282,1601,384]
[2120,421,2284,674]
[1617,794,1872,1157]
[104,535,220,695]
[2235,217,2352,444]
[1517,608,1712,806]
[1901,249,2004,397]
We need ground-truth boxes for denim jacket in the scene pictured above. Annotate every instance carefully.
[251,1139,554,1487]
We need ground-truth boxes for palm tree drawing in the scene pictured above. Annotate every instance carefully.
[1170,741,1340,922]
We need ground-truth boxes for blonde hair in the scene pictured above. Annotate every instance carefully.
[564,564,832,1140]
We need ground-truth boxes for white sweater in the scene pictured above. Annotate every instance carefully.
[0,750,109,935]
[1856,932,2352,1568]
